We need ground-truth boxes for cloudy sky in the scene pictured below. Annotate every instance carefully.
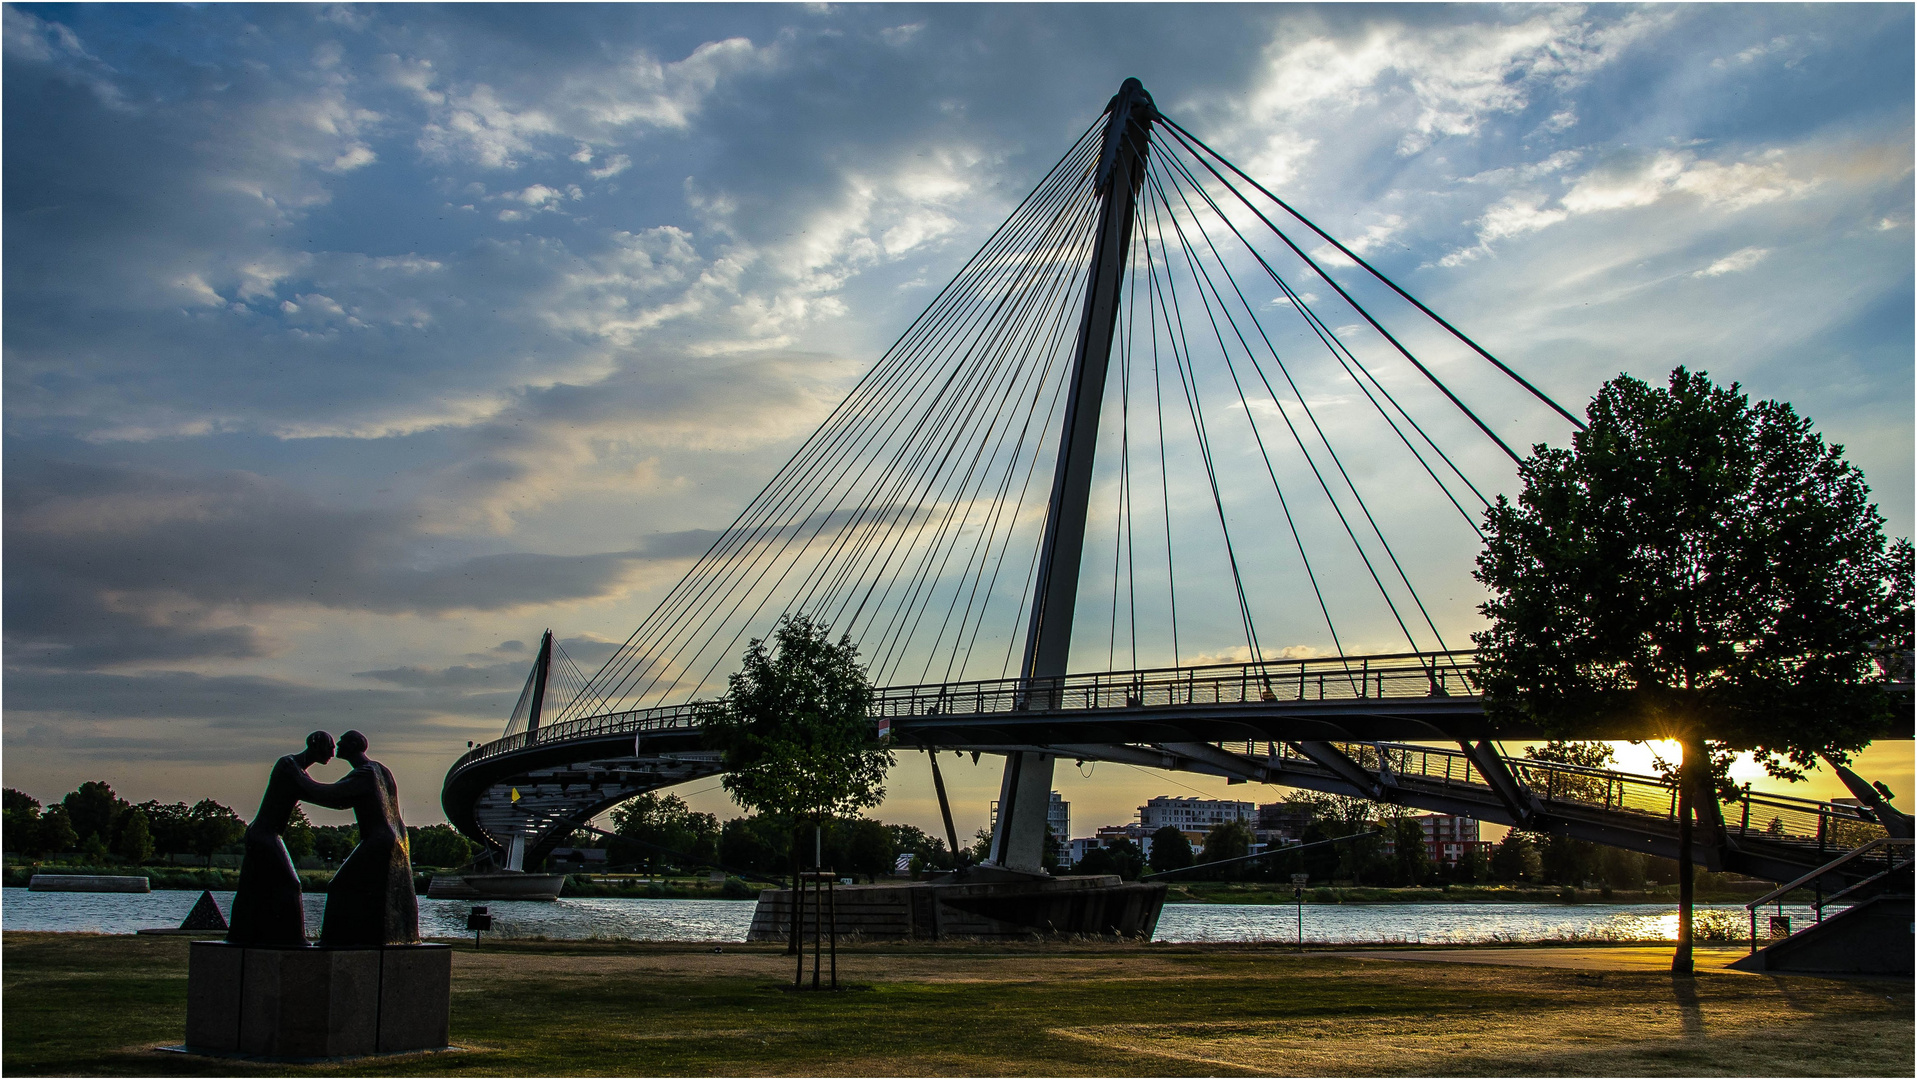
[5,3,1911,837]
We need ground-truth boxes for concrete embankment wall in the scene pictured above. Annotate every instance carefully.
[28,875,151,893]
[747,875,1166,941]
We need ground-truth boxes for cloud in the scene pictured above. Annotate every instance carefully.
[1213,5,1662,185]
[1560,149,1815,214]
[1440,147,1828,265]
[1692,247,1770,277]
[3,460,655,669]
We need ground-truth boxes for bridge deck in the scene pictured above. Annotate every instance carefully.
[443,651,1908,886]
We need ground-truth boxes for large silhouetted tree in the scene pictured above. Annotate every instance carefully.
[1474,367,1912,974]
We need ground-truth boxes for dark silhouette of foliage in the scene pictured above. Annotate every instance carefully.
[36,805,79,856]
[704,617,891,828]
[186,799,245,866]
[115,808,154,863]
[610,792,720,871]
[405,823,476,868]
[1488,831,1540,882]
[1074,837,1145,880]
[62,781,128,851]
[1147,826,1194,872]
[1197,819,1253,877]
[1475,368,1912,778]
[1386,815,1429,886]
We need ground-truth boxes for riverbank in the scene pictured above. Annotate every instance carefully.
[4,932,1908,1076]
[4,863,1810,906]
[1162,880,1809,906]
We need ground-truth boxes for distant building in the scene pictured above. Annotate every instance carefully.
[1138,796,1254,832]
[1414,814,1491,865]
[1256,802,1316,846]
[1048,792,1071,850]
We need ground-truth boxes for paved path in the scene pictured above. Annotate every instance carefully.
[1328,945,1752,974]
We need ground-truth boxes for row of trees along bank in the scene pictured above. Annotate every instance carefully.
[2,781,478,870]
[559,791,955,880]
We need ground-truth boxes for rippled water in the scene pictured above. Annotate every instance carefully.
[1,887,1809,944]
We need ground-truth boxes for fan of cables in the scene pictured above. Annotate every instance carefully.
[555,102,1583,724]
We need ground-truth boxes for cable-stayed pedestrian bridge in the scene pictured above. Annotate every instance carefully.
[444,649,1906,890]
[442,78,1910,904]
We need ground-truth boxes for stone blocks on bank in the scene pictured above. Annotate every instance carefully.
[186,941,450,1059]
[747,874,1167,941]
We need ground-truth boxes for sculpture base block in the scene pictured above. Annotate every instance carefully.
[185,941,449,1059]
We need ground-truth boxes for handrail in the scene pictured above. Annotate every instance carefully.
[1744,837,1914,912]
[1743,837,1913,954]
[452,651,1480,773]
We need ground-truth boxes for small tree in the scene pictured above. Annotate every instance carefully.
[611,792,720,872]
[1148,826,1194,873]
[706,616,890,839]
[37,805,78,856]
[186,800,245,867]
[115,808,155,864]
[1450,843,1489,885]
[704,616,891,951]
[62,781,128,851]
[1198,820,1253,878]
[4,790,42,855]
[284,806,317,861]
[1076,838,1145,880]
[838,818,897,881]
[1475,368,1912,972]
[1387,815,1430,886]
[312,824,358,863]
[1488,831,1539,882]
[137,801,193,857]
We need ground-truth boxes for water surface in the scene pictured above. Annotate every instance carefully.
[2,888,1808,944]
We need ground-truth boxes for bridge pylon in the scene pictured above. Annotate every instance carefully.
[988,78,1157,873]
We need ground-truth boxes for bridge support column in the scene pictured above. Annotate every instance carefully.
[990,752,1056,873]
[988,79,1155,874]
[506,835,526,873]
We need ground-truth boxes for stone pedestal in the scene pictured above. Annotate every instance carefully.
[185,941,450,1059]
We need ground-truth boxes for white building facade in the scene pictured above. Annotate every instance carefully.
[1138,796,1254,832]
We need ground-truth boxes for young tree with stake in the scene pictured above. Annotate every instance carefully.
[704,617,892,954]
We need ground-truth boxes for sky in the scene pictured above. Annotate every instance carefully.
[5,3,1912,840]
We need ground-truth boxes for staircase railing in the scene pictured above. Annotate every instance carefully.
[1742,837,1914,953]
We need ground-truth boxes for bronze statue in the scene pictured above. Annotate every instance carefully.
[298,730,419,946]
[227,731,334,946]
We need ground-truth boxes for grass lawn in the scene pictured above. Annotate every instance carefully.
[3,932,1910,1076]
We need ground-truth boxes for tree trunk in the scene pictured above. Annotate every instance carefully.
[1673,738,1696,976]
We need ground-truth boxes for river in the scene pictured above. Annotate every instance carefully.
[0,888,1805,944]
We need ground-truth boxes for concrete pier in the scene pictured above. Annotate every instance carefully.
[747,873,1165,941]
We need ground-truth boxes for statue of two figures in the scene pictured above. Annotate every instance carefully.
[226,730,418,947]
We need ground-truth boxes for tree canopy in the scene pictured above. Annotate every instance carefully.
[1474,368,1912,779]
[1147,825,1194,872]
[704,616,892,826]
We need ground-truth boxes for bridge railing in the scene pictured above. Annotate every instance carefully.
[450,651,1481,773]
[449,700,710,772]
[1235,739,1885,850]
[871,650,1480,718]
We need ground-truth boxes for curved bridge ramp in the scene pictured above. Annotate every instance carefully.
[443,654,1899,886]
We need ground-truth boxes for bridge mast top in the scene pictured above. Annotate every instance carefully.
[1020,77,1156,683]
